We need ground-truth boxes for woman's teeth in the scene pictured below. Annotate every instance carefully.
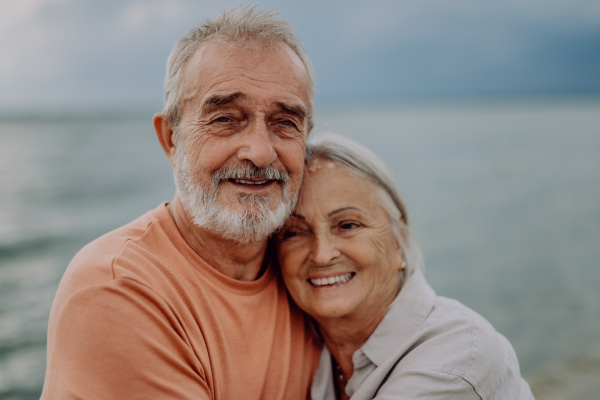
[232,179,269,185]
[310,273,353,287]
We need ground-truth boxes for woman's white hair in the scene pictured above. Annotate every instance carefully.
[162,4,314,130]
[305,134,424,280]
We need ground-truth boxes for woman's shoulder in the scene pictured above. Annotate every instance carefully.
[348,272,533,399]
[426,295,505,348]
[397,294,527,398]
[349,292,535,400]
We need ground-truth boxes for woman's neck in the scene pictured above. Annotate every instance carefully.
[317,306,388,384]
[316,280,402,386]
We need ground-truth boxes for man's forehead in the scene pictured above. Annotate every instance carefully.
[186,40,307,87]
[190,38,305,71]
[180,39,311,115]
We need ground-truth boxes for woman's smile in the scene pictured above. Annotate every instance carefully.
[275,135,533,400]
[276,159,404,323]
[308,272,355,287]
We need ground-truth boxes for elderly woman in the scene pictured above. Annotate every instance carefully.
[276,135,534,400]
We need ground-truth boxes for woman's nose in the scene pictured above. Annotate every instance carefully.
[308,233,341,266]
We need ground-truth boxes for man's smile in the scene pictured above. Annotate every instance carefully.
[227,178,278,191]
[231,178,270,185]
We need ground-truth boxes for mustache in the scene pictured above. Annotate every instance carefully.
[212,163,291,186]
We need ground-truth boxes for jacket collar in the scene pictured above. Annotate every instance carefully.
[359,269,436,366]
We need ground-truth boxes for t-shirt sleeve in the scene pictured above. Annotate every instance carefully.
[43,278,211,400]
[371,368,483,400]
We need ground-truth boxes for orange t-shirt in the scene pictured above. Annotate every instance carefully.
[41,203,320,400]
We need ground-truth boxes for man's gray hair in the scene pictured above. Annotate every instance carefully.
[163,5,314,128]
[305,134,424,280]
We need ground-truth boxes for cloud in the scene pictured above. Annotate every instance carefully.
[115,0,189,35]
[0,0,231,110]
[1,0,599,111]
[0,0,72,34]
[335,0,600,52]
[324,0,600,81]
[0,0,78,85]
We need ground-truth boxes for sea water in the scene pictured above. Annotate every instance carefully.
[1,99,599,399]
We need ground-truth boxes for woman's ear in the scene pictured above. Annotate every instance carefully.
[393,237,406,272]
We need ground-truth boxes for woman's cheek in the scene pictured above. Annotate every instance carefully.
[279,246,301,277]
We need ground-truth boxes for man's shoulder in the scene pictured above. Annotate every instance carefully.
[54,207,168,306]
[72,209,157,276]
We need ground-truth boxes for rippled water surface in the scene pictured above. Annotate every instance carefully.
[1,100,599,399]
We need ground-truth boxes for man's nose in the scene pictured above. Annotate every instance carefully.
[308,232,341,267]
[236,120,277,168]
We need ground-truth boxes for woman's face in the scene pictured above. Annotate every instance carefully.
[276,159,404,323]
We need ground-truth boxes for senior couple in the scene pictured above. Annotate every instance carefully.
[42,6,534,400]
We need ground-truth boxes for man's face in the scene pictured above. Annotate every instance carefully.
[173,40,311,243]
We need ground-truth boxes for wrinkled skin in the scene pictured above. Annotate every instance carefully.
[154,40,312,280]
[276,160,405,392]
[173,41,311,214]
[277,160,403,334]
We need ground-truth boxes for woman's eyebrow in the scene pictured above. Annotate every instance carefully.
[327,207,366,217]
[291,213,306,220]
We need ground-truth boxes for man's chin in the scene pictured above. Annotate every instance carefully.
[216,191,282,212]
[186,199,291,244]
[223,184,281,202]
[222,203,283,223]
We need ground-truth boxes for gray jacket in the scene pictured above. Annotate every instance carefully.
[311,270,534,400]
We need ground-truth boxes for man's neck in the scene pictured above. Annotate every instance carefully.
[167,196,269,281]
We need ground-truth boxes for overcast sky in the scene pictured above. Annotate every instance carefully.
[1,0,600,113]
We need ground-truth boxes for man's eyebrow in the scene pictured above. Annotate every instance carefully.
[290,213,306,220]
[327,207,366,217]
[274,101,307,120]
[201,92,247,113]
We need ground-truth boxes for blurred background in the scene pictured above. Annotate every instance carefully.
[1,1,599,399]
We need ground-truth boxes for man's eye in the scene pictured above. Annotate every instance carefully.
[279,119,295,127]
[216,116,231,123]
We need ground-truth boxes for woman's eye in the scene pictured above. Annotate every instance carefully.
[281,229,301,240]
[216,116,231,123]
[339,222,360,231]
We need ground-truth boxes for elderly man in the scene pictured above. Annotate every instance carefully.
[41,7,319,400]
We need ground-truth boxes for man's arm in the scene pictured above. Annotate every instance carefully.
[42,277,211,400]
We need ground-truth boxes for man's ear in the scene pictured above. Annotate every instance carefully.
[306,119,314,137]
[154,113,177,167]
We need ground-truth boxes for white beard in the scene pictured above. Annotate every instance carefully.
[173,141,297,244]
